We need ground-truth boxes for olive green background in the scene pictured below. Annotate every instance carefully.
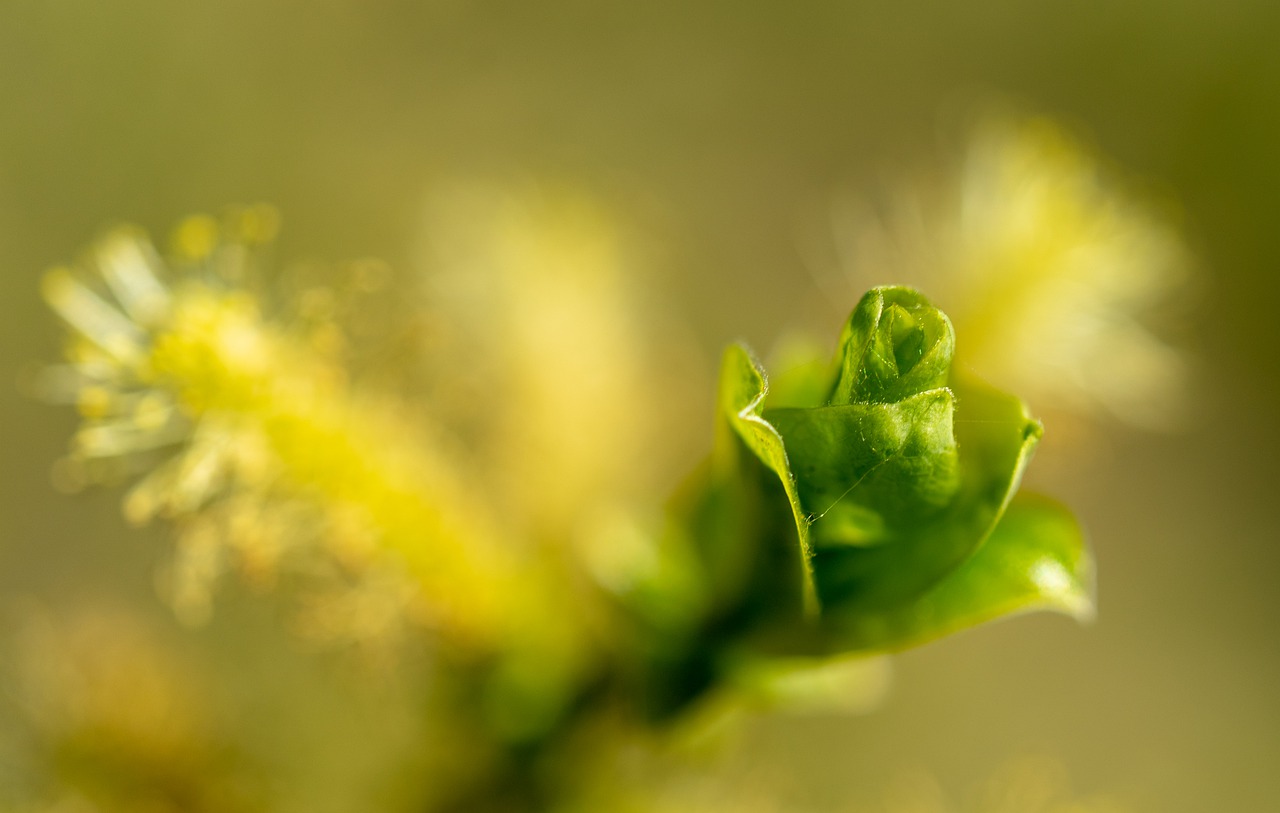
[1,2,1277,810]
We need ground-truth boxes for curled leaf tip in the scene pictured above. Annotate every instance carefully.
[829,286,956,406]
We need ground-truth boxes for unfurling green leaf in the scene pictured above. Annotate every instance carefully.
[616,286,1091,716]
[691,286,1091,661]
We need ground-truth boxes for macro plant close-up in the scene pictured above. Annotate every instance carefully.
[2,4,1279,813]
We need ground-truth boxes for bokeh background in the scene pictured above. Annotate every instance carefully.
[2,2,1278,811]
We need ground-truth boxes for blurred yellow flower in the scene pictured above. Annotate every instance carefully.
[415,184,697,614]
[825,115,1193,430]
[417,185,673,538]
[39,208,532,652]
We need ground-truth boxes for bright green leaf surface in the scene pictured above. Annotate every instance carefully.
[796,376,1042,616]
[820,493,1094,653]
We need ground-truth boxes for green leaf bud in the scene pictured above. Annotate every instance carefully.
[828,287,955,406]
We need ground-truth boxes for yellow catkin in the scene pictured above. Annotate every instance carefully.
[45,216,583,660]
